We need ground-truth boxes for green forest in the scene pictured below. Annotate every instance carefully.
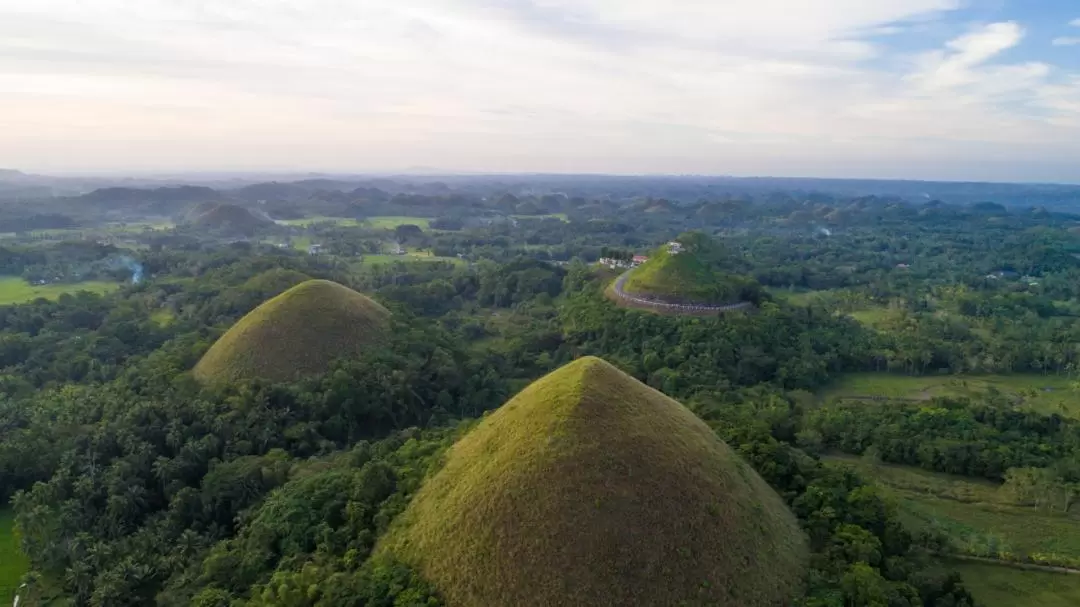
[1,177,1080,605]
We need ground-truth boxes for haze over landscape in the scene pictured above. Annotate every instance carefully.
[8,3,1080,607]
[3,0,1080,180]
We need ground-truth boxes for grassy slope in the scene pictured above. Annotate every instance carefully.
[0,509,27,604]
[949,559,1080,607]
[193,280,391,384]
[622,245,720,303]
[0,277,120,306]
[821,372,1080,418]
[827,456,1080,567]
[380,356,808,607]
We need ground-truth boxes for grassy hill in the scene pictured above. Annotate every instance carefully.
[379,356,808,607]
[193,280,391,384]
[622,233,759,305]
[189,203,271,236]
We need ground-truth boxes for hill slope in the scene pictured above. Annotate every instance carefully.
[379,356,808,607]
[189,203,271,236]
[193,280,391,384]
[622,233,758,305]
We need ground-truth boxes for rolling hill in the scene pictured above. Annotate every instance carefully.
[621,232,760,305]
[379,356,808,607]
[193,280,391,384]
[188,203,272,236]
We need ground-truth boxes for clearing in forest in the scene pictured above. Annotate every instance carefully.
[0,509,27,605]
[826,456,1080,570]
[947,559,1080,607]
[820,372,1080,418]
[379,356,808,607]
[0,277,120,306]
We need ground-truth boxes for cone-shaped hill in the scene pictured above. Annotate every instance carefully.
[622,232,759,305]
[188,202,272,236]
[379,356,808,607]
[193,280,391,384]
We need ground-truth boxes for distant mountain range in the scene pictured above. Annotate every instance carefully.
[2,169,1080,210]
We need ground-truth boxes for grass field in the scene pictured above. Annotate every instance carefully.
[106,221,175,232]
[150,309,175,327]
[363,216,431,230]
[848,307,894,327]
[277,216,363,227]
[767,288,831,305]
[0,277,120,306]
[0,509,27,604]
[826,456,1080,568]
[820,372,1080,418]
[277,216,433,230]
[362,250,464,266]
[949,559,1080,606]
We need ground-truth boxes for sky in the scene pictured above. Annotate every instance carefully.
[2,1,1080,182]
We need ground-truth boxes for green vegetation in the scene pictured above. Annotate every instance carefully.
[821,372,1080,418]
[194,279,392,384]
[621,232,761,305]
[949,559,1080,607]
[276,216,363,227]
[190,203,272,235]
[826,456,1080,567]
[362,250,464,266]
[363,216,432,230]
[0,276,120,305]
[0,509,27,605]
[381,357,808,607]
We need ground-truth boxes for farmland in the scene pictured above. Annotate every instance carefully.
[820,372,1080,418]
[0,277,120,306]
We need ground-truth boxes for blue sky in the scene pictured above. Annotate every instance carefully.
[1,1,1080,182]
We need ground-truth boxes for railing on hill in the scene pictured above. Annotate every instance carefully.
[611,271,752,314]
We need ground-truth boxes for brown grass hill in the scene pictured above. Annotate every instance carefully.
[378,356,809,607]
[193,280,391,385]
[189,203,272,236]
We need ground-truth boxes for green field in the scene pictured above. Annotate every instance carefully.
[826,456,1080,569]
[0,277,121,306]
[0,509,27,604]
[363,216,431,230]
[767,288,831,306]
[277,216,363,227]
[361,251,464,266]
[848,307,894,327]
[278,216,432,230]
[820,372,1080,418]
[949,559,1080,607]
[106,221,175,232]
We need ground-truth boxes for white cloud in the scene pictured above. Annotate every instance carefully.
[1071,18,1080,27]
[0,1,1078,179]
[1055,37,1080,46]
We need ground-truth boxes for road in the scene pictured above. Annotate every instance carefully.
[611,271,752,314]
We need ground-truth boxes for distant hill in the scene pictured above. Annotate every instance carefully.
[193,280,391,384]
[77,186,220,214]
[188,203,272,236]
[379,356,808,606]
[622,231,760,305]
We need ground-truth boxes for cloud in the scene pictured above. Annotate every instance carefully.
[0,1,1079,180]
[1072,18,1080,27]
[1054,37,1080,46]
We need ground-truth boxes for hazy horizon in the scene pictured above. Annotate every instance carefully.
[4,1,1080,182]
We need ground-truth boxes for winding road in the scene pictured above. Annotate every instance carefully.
[611,270,752,314]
